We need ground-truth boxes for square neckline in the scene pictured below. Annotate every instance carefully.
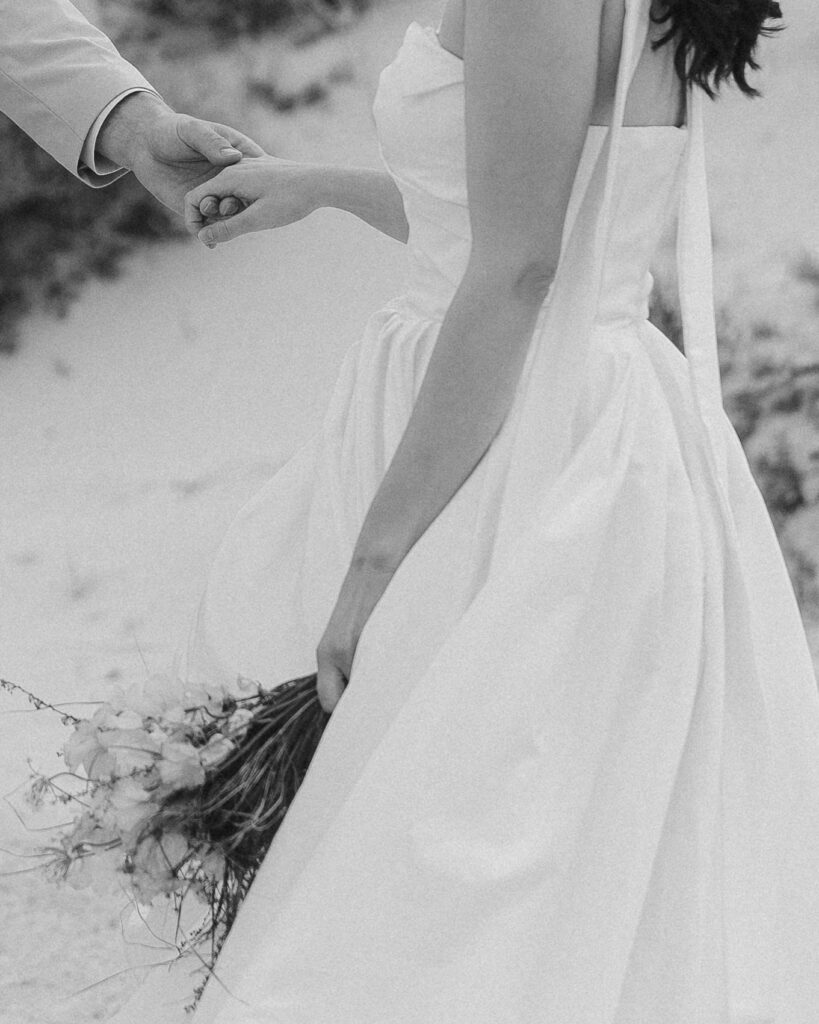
[415,20,687,133]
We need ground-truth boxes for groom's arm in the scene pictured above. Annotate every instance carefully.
[0,0,160,184]
[79,89,159,187]
[0,0,266,214]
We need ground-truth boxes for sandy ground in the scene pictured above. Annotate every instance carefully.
[1,0,817,1020]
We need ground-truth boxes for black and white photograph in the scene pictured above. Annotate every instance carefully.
[1,0,818,1020]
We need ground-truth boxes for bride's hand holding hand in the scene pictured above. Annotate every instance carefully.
[184,155,326,247]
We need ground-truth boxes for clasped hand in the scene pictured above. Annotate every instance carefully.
[184,156,324,247]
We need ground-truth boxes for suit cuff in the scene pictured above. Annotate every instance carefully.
[78,86,161,186]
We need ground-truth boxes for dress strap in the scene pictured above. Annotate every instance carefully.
[676,81,730,482]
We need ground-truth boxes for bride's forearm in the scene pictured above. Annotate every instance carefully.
[349,262,551,572]
[314,164,409,244]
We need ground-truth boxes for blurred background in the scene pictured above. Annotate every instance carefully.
[0,0,817,1020]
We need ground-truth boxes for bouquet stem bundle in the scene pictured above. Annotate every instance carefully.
[153,674,329,964]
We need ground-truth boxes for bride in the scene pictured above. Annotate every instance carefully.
[109,0,819,1021]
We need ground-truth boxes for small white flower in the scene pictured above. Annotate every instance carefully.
[110,777,158,841]
[181,684,212,711]
[199,734,236,769]
[72,810,118,847]
[235,675,260,694]
[133,831,189,883]
[110,673,189,719]
[111,709,145,731]
[63,722,117,780]
[100,727,161,774]
[158,705,186,726]
[161,831,190,865]
[110,775,153,806]
[63,852,94,891]
[91,705,144,732]
[157,740,206,791]
[66,811,95,844]
[225,708,254,738]
[128,867,166,903]
[198,848,226,878]
[88,787,117,831]
[85,749,117,781]
[62,841,124,895]
[63,720,103,773]
[145,722,170,744]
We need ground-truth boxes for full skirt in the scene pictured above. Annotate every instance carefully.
[110,297,819,1024]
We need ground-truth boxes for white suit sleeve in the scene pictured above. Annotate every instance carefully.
[78,87,157,186]
[0,0,158,185]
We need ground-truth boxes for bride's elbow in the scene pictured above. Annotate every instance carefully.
[464,252,557,306]
[508,259,557,304]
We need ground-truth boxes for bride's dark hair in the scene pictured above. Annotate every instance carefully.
[650,0,784,98]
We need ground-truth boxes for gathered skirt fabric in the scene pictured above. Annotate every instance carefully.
[159,296,819,1024]
[106,3,819,1017]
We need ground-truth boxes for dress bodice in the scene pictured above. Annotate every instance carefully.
[372,20,688,326]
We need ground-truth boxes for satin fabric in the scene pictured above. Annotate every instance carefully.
[108,2,819,1021]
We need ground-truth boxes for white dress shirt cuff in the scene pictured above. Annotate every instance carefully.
[78,87,161,186]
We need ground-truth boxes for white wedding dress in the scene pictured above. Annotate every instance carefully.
[107,1,819,1021]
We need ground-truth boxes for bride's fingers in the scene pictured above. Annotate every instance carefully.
[185,173,242,235]
[195,196,243,225]
[315,663,346,714]
[219,196,242,218]
[199,195,219,218]
[197,204,263,247]
[184,190,210,235]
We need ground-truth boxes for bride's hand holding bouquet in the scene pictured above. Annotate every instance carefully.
[316,553,399,713]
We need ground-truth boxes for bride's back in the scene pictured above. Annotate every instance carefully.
[436,0,686,128]
[594,0,686,126]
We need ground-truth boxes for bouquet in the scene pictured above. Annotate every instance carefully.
[0,672,330,1012]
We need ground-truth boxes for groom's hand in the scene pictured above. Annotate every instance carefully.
[95,92,265,217]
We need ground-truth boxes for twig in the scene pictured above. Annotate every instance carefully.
[0,679,81,724]
[67,957,187,999]
[3,794,73,832]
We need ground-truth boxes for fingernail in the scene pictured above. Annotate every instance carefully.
[220,147,241,156]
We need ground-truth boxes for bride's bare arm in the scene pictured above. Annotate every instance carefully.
[314,0,607,709]
[184,157,409,244]
[318,164,409,243]
[348,0,605,568]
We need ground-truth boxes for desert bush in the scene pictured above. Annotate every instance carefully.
[0,116,181,353]
[0,0,372,353]
[110,0,369,41]
[650,257,819,618]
